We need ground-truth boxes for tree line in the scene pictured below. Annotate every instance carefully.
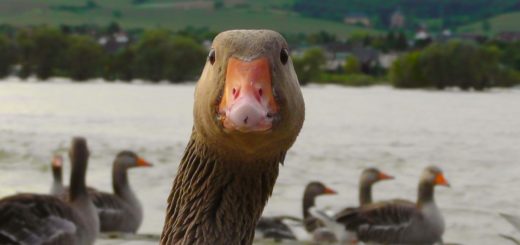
[390,41,520,90]
[0,27,207,82]
[1,25,520,90]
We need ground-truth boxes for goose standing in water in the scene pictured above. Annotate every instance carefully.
[0,137,99,244]
[256,181,336,241]
[52,151,152,233]
[91,151,152,233]
[336,166,450,244]
[302,182,338,233]
[310,168,394,243]
[161,29,305,244]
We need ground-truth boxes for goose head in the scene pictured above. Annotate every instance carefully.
[360,168,394,186]
[421,166,450,188]
[113,151,153,169]
[193,30,305,160]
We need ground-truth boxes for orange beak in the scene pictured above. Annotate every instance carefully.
[323,187,337,195]
[378,172,394,181]
[218,57,279,133]
[136,157,153,167]
[52,155,63,168]
[434,173,450,187]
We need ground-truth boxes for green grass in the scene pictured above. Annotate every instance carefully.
[459,11,520,35]
[0,0,376,37]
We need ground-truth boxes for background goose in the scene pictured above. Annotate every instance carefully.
[336,166,449,245]
[52,151,152,233]
[310,168,394,243]
[0,137,99,245]
[356,168,394,206]
[91,151,152,233]
[256,181,336,241]
[50,154,65,196]
[160,29,305,245]
[302,182,338,233]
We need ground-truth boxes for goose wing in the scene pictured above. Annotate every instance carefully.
[90,191,132,232]
[256,216,297,240]
[0,194,79,245]
[336,201,418,242]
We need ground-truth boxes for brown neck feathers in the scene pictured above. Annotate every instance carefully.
[161,135,284,245]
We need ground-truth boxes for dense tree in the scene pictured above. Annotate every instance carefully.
[133,30,206,82]
[165,36,206,82]
[307,31,336,45]
[395,31,408,51]
[292,47,326,85]
[390,41,514,90]
[176,26,217,43]
[133,30,173,82]
[104,48,136,81]
[344,56,361,74]
[0,35,16,78]
[16,28,68,80]
[64,35,105,81]
[106,21,122,34]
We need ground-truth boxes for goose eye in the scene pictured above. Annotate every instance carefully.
[208,49,216,65]
[280,48,289,65]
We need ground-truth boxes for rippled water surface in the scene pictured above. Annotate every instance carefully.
[1,78,519,244]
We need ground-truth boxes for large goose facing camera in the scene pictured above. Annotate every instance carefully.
[160,30,305,244]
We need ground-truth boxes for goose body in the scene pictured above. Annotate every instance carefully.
[337,166,449,244]
[255,216,299,241]
[0,137,99,245]
[161,30,305,245]
[52,151,151,233]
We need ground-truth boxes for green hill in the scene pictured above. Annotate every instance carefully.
[459,11,520,35]
[0,0,376,37]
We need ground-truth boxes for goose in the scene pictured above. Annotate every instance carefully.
[303,182,338,233]
[0,137,99,245]
[256,181,336,241]
[52,151,152,233]
[310,168,394,243]
[91,151,152,233]
[356,168,394,206]
[160,29,305,244]
[50,154,65,195]
[336,166,450,244]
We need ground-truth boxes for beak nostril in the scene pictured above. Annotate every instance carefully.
[232,88,239,99]
[258,88,263,97]
[243,116,249,124]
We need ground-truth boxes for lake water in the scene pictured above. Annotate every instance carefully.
[1,78,519,245]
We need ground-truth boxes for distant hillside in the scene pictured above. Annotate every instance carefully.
[293,0,520,30]
[0,0,376,37]
[459,11,520,35]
